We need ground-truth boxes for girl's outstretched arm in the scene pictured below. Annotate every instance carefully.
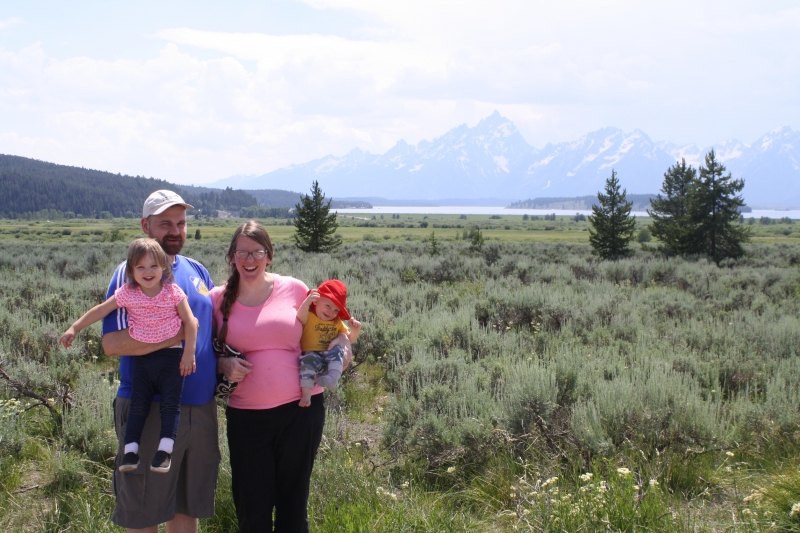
[176,298,198,376]
[60,296,120,348]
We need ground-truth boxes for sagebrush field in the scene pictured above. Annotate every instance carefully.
[1,230,800,532]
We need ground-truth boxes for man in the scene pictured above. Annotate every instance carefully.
[102,190,229,533]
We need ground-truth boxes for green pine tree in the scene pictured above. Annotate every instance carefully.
[647,158,697,255]
[688,150,749,263]
[428,230,440,256]
[293,181,340,253]
[470,228,484,251]
[588,170,636,260]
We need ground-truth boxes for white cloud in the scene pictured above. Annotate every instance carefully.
[0,17,22,30]
[0,2,797,185]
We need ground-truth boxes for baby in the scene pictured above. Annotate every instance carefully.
[296,280,361,407]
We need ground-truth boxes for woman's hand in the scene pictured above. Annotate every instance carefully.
[328,333,353,369]
[217,356,253,382]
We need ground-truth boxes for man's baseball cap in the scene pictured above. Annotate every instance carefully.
[142,190,194,218]
[315,280,350,320]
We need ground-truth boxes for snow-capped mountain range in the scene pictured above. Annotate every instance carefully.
[209,111,800,207]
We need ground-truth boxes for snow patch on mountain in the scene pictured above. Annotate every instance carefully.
[209,114,799,206]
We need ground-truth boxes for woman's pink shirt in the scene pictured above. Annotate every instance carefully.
[210,274,323,410]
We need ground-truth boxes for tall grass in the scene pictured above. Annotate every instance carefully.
[1,240,800,531]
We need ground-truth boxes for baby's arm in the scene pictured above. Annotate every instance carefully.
[297,289,319,325]
[177,298,198,376]
[347,318,362,343]
[60,296,120,348]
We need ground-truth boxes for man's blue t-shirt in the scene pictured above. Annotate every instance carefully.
[102,255,216,405]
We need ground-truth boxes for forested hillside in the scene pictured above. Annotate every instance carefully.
[0,154,258,219]
[245,189,372,209]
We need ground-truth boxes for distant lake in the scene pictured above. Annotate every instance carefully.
[335,206,800,219]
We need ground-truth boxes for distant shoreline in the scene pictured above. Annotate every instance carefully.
[334,205,796,218]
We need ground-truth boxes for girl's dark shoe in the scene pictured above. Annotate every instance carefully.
[119,452,140,472]
[150,450,171,473]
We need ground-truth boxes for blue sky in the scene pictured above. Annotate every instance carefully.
[0,0,798,185]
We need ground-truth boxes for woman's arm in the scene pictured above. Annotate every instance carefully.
[217,356,253,382]
[327,333,353,369]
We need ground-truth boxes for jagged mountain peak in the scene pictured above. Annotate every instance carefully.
[752,126,797,153]
[208,114,799,206]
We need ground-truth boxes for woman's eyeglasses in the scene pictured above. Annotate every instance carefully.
[234,250,268,261]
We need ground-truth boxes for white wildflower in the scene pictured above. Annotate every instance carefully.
[541,476,558,488]
[743,492,763,503]
[617,467,631,476]
[790,502,800,518]
[580,473,593,482]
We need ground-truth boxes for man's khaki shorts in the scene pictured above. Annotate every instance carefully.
[111,397,221,529]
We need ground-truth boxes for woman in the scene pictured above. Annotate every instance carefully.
[212,221,349,532]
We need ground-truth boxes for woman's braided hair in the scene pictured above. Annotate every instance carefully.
[219,221,274,339]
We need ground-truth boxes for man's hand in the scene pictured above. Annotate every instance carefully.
[217,356,253,382]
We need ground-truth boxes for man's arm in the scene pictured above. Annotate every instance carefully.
[102,325,186,357]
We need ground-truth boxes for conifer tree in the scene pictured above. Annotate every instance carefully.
[293,181,340,253]
[647,158,697,255]
[588,170,636,260]
[688,150,749,263]
[428,230,440,256]
[470,228,484,251]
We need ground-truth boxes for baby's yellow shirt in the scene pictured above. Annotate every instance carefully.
[300,312,349,352]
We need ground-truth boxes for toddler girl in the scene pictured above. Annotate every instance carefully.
[60,238,197,473]
[296,279,361,407]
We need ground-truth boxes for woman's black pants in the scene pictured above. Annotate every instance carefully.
[226,393,325,533]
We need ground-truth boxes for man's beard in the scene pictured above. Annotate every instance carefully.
[157,236,184,256]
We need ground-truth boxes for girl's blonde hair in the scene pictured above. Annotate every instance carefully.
[125,238,173,288]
